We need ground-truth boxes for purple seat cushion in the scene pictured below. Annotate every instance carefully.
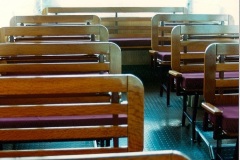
[0,114,127,128]
[211,106,239,134]
[109,38,151,48]
[181,73,204,91]
[181,72,239,91]
[156,51,171,62]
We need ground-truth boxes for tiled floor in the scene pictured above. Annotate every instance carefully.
[123,65,237,160]
[122,65,211,159]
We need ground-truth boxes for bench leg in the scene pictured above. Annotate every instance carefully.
[234,138,239,160]
[182,94,187,127]
[166,73,171,106]
[159,66,164,97]
[191,94,199,142]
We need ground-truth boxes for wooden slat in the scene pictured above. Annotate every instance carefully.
[42,7,188,14]
[102,17,151,22]
[0,102,128,118]
[0,75,128,95]
[216,79,239,88]
[180,65,204,73]
[0,63,110,73]
[180,53,204,59]
[216,63,239,71]
[0,148,129,158]
[10,15,101,26]
[0,151,189,160]
[0,25,109,42]
[181,25,239,34]
[0,126,128,141]
[109,34,150,38]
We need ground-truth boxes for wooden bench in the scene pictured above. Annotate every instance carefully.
[0,41,122,147]
[10,15,101,26]
[0,42,123,149]
[0,74,144,157]
[0,41,121,96]
[150,14,235,106]
[198,43,239,160]
[4,150,190,160]
[169,25,239,141]
[0,25,108,43]
[42,7,187,50]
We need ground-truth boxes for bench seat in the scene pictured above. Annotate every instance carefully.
[181,72,239,91]
[210,106,239,134]
[109,38,151,48]
[156,51,171,62]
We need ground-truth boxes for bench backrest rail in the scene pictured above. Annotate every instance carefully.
[10,15,101,26]
[2,150,190,160]
[0,25,109,43]
[42,7,188,15]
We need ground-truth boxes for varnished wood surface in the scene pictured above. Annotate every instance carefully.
[170,25,239,73]
[41,7,187,49]
[0,150,190,160]
[10,15,101,26]
[151,14,234,52]
[0,74,144,157]
[203,43,239,105]
[0,42,121,74]
[0,25,109,43]
[200,43,239,159]
[150,13,235,68]
[0,42,121,104]
[42,7,188,14]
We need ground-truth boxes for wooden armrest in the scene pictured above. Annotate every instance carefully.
[201,102,223,116]
[168,70,182,77]
[149,50,157,54]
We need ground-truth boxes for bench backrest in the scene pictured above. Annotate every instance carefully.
[5,150,190,160]
[42,7,187,49]
[0,25,108,43]
[0,42,121,75]
[42,7,188,15]
[151,14,234,53]
[10,15,101,26]
[171,25,239,73]
[204,43,239,105]
[0,74,144,157]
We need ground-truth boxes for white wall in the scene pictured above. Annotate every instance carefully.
[0,0,40,27]
[189,0,239,24]
[43,0,187,7]
[0,0,238,27]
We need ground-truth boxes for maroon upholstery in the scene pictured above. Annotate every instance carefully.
[181,73,204,91]
[0,114,127,128]
[181,72,239,91]
[15,36,92,42]
[210,106,239,134]
[109,38,151,48]
[156,51,171,62]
